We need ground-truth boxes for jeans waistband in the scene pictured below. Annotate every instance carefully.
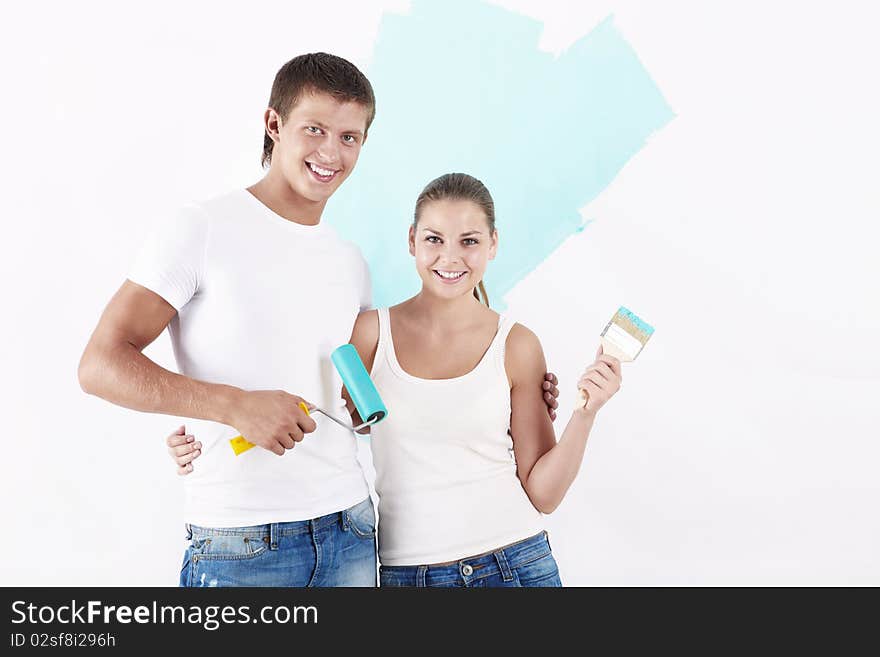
[382,530,551,573]
[184,500,365,540]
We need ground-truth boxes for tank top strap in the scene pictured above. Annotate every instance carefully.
[492,314,518,378]
[372,307,393,376]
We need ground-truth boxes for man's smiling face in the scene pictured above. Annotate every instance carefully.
[271,91,369,204]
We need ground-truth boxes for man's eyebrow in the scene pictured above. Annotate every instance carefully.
[302,119,329,129]
[302,119,364,137]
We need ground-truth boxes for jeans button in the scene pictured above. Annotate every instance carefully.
[461,564,473,576]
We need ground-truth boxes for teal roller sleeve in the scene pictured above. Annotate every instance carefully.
[331,344,387,424]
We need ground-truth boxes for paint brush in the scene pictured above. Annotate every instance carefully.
[577,306,654,407]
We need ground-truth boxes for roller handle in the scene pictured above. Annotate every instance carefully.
[228,402,314,455]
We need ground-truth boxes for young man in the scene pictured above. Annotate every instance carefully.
[78,53,558,587]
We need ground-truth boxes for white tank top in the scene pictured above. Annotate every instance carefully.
[369,307,544,566]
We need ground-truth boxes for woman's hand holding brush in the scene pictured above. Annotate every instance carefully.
[576,345,622,416]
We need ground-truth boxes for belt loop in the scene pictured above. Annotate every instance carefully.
[417,565,428,587]
[184,523,192,540]
[494,549,515,582]
[270,523,279,550]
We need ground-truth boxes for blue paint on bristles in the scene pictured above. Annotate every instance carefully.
[617,306,655,337]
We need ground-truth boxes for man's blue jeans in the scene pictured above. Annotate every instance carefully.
[179,497,377,587]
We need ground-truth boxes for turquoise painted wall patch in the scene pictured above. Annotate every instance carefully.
[328,0,675,308]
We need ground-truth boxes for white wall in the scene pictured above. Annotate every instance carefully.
[1,0,877,585]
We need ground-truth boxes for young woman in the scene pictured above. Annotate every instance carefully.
[170,173,622,587]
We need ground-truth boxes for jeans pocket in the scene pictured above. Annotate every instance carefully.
[379,567,404,587]
[514,552,562,587]
[191,533,269,562]
[345,498,377,540]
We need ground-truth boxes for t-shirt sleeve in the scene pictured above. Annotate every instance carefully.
[357,251,373,312]
[127,205,210,311]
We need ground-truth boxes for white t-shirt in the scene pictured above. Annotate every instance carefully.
[128,189,371,527]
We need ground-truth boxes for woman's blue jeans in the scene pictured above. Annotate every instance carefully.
[379,531,562,588]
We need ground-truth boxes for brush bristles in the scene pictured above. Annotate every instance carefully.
[609,307,654,345]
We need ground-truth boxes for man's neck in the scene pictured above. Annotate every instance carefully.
[248,173,326,226]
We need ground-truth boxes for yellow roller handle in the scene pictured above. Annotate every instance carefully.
[228,435,255,455]
[229,402,312,455]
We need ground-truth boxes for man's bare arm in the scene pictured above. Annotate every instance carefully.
[78,280,237,420]
[78,280,314,455]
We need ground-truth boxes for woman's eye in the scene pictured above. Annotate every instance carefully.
[426,236,441,244]
[463,238,478,246]
[306,126,322,134]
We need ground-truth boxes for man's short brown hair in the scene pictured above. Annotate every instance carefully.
[262,52,376,168]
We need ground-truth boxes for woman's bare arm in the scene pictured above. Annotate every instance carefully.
[507,324,621,513]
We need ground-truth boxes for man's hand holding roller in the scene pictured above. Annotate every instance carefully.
[228,389,317,455]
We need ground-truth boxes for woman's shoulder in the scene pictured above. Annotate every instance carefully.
[504,321,545,376]
[355,308,380,323]
[352,309,380,343]
[350,309,383,369]
[505,321,541,351]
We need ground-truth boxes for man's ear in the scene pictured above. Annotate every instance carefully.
[488,229,499,261]
[265,108,281,143]
[408,224,416,256]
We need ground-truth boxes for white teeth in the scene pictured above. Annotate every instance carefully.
[436,270,465,280]
[308,162,335,176]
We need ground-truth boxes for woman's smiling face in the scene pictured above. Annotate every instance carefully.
[409,198,498,300]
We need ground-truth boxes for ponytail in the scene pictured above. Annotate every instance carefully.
[473,280,489,307]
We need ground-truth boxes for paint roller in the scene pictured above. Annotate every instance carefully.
[229,344,387,455]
